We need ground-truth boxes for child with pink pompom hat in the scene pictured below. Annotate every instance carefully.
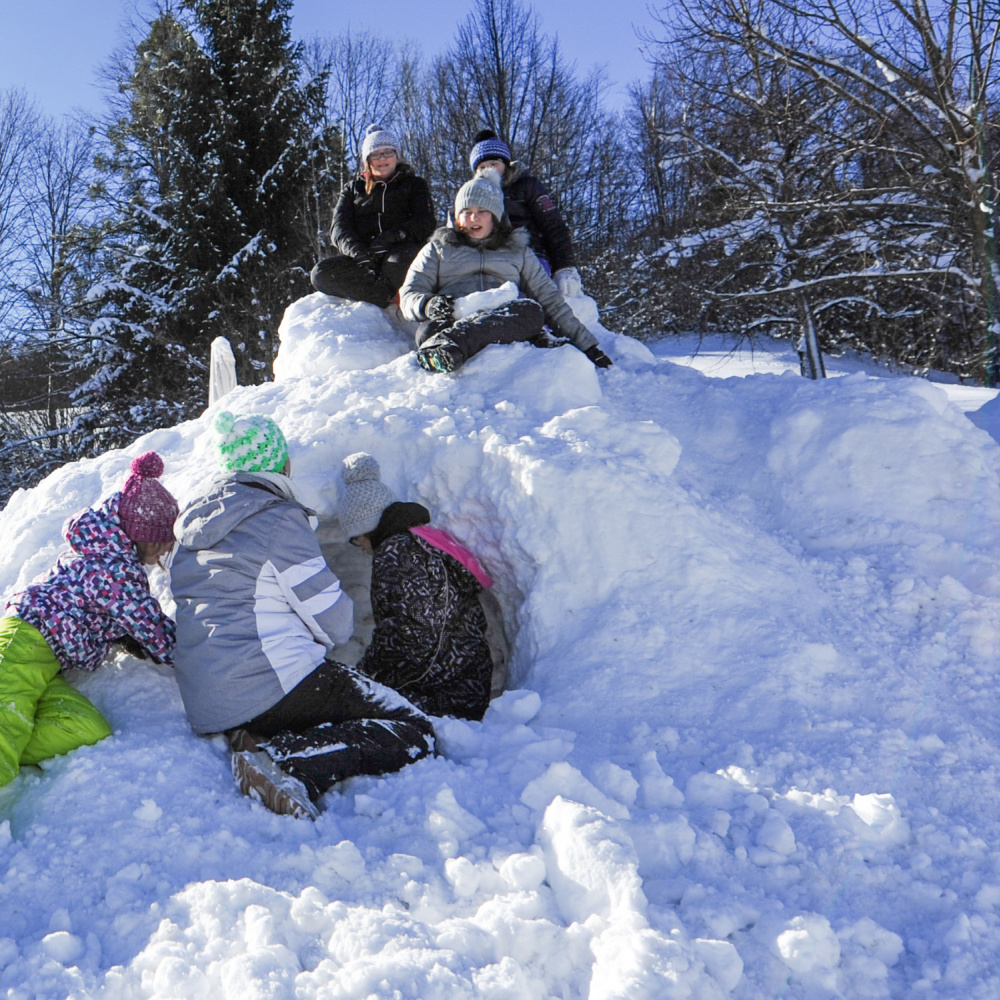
[0,452,179,786]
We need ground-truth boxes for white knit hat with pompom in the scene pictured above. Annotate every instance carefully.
[360,123,400,164]
[338,453,397,540]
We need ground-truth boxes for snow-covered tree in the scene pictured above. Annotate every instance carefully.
[86,0,332,447]
[0,102,107,504]
[628,0,1000,378]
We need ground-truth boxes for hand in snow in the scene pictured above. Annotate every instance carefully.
[425,295,455,322]
[584,345,613,369]
[554,267,582,298]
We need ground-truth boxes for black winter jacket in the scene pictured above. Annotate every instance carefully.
[331,163,436,259]
[358,508,492,722]
[501,161,576,272]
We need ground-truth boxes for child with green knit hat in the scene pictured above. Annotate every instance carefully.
[213,411,289,474]
[171,412,434,820]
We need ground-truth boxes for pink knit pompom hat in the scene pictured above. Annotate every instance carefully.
[118,452,179,544]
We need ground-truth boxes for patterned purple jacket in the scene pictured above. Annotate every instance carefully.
[7,493,175,671]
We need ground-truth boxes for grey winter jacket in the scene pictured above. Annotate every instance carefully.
[171,473,355,734]
[399,226,598,351]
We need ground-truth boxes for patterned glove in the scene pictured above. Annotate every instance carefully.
[584,345,613,369]
[425,295,455,322]
[554,267,583,298]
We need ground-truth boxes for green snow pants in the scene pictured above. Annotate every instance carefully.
[0,617,112,786]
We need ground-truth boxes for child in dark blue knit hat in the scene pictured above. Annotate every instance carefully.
[468,128,583,299]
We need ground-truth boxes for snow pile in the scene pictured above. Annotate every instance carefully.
[452,280,520,320]
[1,296,1000,998]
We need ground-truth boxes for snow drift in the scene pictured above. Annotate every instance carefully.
[1,293,999,998]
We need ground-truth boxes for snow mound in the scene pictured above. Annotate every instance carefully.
[2,304,1000,997]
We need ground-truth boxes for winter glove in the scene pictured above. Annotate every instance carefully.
[355,253,379,279]
[554,267,582,298]
[116,634,148,660]
[424,295,455,322]
[584,345,613,369]
[370,228,406,252]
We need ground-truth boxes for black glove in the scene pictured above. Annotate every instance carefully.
[584,345,613,369]
[356,253,379,279]
[370,228,405,252]
[425,295,455,322]
[116,634,148,660]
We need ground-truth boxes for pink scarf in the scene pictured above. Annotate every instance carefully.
[410,525,494,588]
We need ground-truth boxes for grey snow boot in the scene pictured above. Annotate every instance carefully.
[232,749,320,820]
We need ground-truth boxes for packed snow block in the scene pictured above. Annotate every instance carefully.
[521,762,630,821]
[538,796,646,924]
[539,798,740,999]
[637,750,684,809]
[847,791,910,849]
[456,340,603,417]
[835,917,904,999]
[425,786,488,859]
[773,913,840,990]
[452,281,519,320]
[274,293,407,379]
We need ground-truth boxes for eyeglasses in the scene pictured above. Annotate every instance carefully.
[369,149,396,162]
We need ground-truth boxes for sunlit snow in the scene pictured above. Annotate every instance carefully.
[1,292,999,998]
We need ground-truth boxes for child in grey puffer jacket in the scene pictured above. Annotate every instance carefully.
[172,412,434,819]
[399,176,612,374]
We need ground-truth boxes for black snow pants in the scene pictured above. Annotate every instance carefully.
[238,659,435,800]
[415,298,545,365]
[310,244,422,307]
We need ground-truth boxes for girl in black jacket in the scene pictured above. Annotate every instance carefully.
[468,129,583,299]
[339,453,496,722]
[311,124,436,308]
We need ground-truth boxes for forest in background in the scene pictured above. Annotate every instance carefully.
[1,0,998,503]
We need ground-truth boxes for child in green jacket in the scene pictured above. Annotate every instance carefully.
[0,453,177,786]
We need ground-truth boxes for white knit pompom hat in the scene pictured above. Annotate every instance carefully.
[339,453,396,540]
[360,123,400,164]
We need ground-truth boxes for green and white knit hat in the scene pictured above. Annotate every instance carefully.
[213,410,289,474]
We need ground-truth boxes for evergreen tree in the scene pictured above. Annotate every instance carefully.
[87,0,333,447]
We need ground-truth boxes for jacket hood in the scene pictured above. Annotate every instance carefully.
[503,161,529,187]
[431,224,528,253]
[64,493,135,560]
[175,474,303,550]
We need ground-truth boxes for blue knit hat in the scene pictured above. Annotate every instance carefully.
[469,129,512,171]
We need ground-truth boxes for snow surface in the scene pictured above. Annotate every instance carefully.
[2,295,1000,998]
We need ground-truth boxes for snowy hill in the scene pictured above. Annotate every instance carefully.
[1,295,999,999]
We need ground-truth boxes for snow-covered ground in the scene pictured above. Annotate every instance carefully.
[2,294,1000,999]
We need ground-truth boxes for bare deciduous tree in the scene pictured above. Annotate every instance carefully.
[0,89,40,333]
[626,0,1000,375]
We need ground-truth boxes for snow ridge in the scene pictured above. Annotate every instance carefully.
[1,294,999,998]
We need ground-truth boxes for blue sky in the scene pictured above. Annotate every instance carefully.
[0,0,657,120]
